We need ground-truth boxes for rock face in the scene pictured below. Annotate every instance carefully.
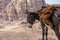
[0,0,46,21]
[0,0,59,40]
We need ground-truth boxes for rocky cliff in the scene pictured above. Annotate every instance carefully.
[0,0,46,21]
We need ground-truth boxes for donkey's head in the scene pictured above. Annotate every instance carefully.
[25,10,39,28]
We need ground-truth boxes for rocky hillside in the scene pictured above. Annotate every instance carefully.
[0,0,46,21]
[0,0,59,40]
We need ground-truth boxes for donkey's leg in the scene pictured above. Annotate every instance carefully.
[46,27,48,40]
[42,26,45,40]
[40,19,45,40]
[53,25,59,40]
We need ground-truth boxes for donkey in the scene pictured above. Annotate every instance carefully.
[37,5,60,40]
[25,5,60,40]
[25,10,40,28]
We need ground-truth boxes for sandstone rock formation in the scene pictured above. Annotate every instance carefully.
[0,0,46,21]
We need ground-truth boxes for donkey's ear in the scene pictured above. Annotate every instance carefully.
[25,10,29,14]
